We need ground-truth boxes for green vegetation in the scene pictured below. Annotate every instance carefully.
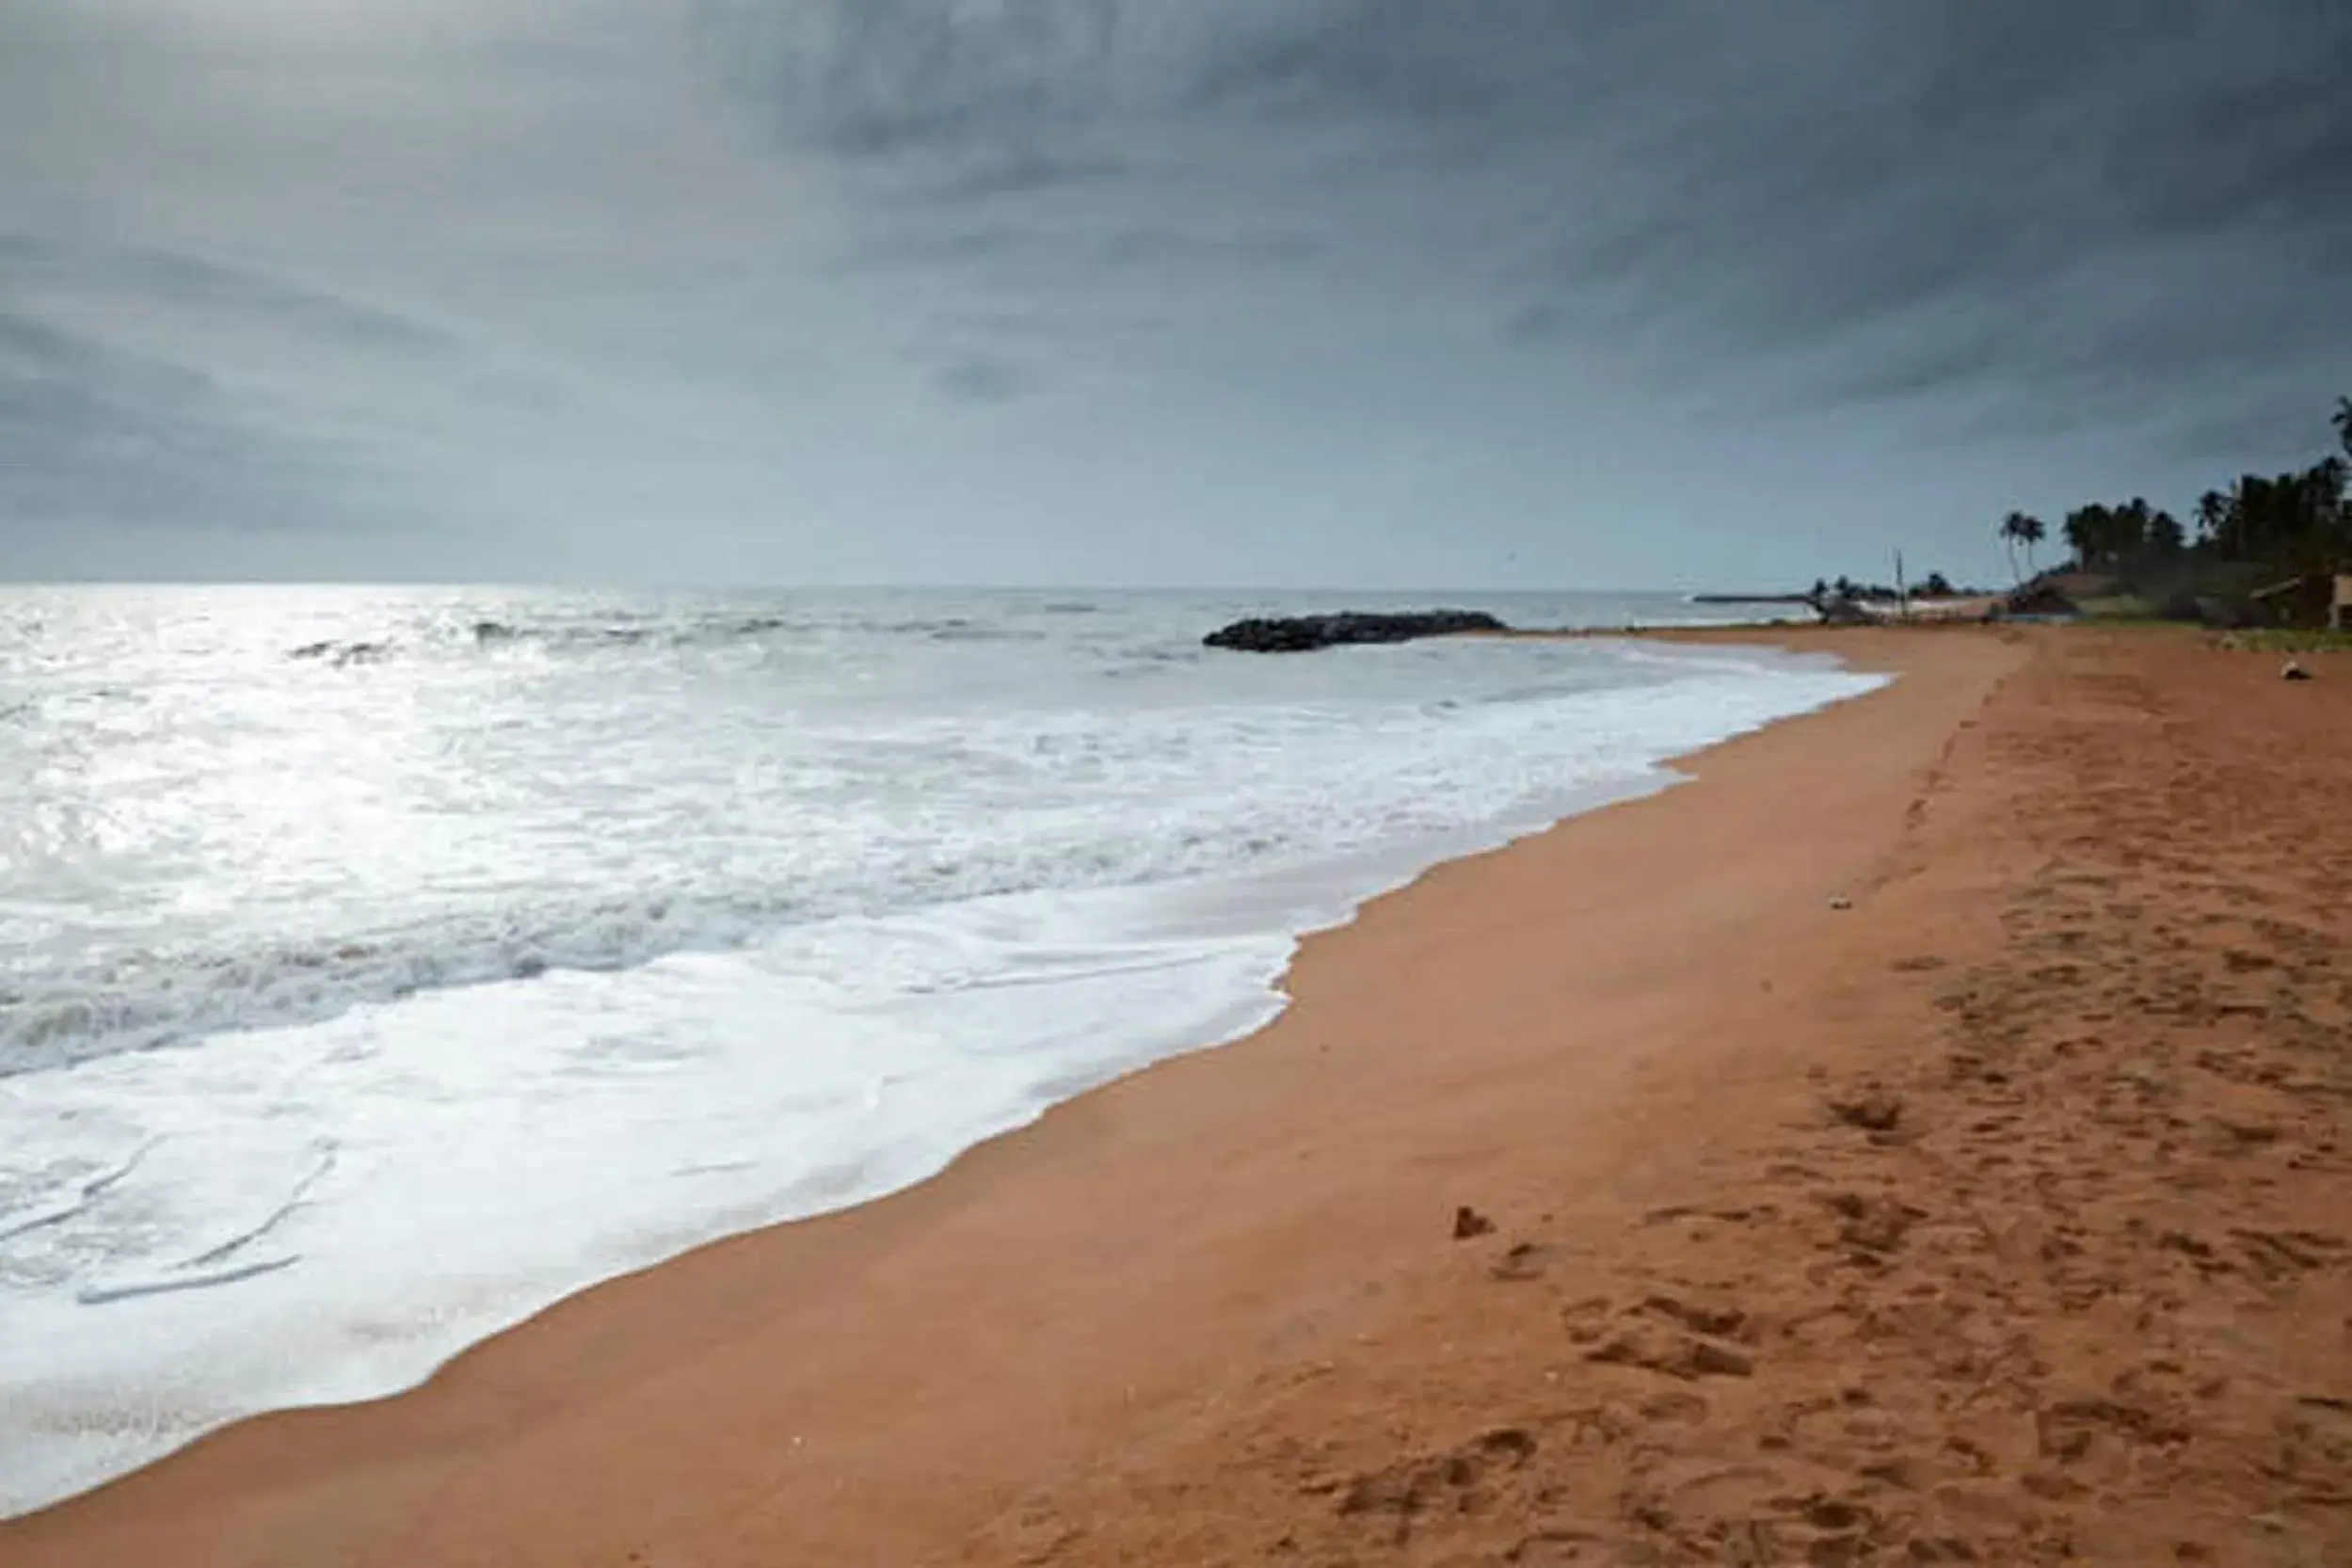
[1808,572,1984,603]
[2060,498,2184,570]
[2002,396,2351,629]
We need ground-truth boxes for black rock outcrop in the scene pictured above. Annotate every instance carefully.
[1203,609,1508,652]
[1999,582,2080,619]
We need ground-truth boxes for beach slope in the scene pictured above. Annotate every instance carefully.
[9,628,2346,1566]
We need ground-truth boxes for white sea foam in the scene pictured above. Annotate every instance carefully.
[0,587,1881,1512]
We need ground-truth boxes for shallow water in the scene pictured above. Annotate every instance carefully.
[0,585,1867,1512]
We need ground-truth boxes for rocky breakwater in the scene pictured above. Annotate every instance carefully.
[1202,609,1508,653]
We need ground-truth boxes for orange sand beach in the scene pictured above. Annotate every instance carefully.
[6,627,2348,1566]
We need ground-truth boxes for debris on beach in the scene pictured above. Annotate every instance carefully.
[1827,1091,1905,1133]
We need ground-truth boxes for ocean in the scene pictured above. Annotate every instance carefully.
[0,585,1873,1512]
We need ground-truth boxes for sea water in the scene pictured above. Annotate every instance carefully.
[0,585,1872,1512]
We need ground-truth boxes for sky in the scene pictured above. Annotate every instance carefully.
[2,0,2347,589]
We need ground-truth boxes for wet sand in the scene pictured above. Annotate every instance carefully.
[9,627,2348,1566]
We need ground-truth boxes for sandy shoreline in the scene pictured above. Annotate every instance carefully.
[8,626,2347,1566]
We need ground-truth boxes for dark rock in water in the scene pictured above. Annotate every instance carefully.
[1203,609,1507,652]
[289,640,392,666]
[472,620,519,643]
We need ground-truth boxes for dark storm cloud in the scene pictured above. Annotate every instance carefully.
[7,0,2346,583]
[730,0,1130,155]
[720,2,1331,213]
[1248,1,2352,433]
[745,0,2351,454]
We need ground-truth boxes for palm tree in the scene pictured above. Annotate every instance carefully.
[2066,503,2139,570]
[2196,488,2229,547]
[1998,511,2045,583]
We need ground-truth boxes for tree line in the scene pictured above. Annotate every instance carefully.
[1996,397,2351,590]
[1812,569,1966,602]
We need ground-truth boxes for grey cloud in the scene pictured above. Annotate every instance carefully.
[1,236,455,358]
[751,0,2351,432]
[2156,390,2348,469]
[0,235,464,547]
[1498,300,1561,344]
[110,250,456,357]
[1183,0,1666,140]
[756,0,1117,154]
[1445,2,2352,420]
[723,1,1301,153]
[1093,227,1320,272]
[0,309,210,408]
[929,148,1129,200]
[933,354,1042,403]
[1799,321,2027,410]
[0,308,405,536]
[4,0,2346,584]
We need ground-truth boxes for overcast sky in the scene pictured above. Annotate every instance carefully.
[3,1,2347,588]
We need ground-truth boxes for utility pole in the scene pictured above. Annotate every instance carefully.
[1894,549,1909,621]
